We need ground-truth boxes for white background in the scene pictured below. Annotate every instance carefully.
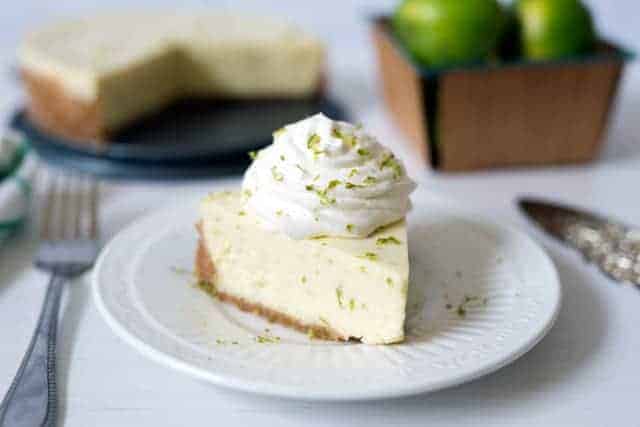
[2,0,640,425]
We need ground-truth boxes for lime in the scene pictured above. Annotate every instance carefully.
[516,0,595,60]
[393,0,503,68]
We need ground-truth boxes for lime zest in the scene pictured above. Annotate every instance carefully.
[255,335,281,344]
[345,182,363,189]
[376,236,401,246]
[358,252,378,261]
[271,165,284,182]
[331,127,356,148]
[307,328,317,339]
[307,134,324,158]
[336,287,344,308]
[363,176,377,185]
[380,153,402,178]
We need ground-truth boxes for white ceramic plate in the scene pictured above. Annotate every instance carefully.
[93,190,561,401]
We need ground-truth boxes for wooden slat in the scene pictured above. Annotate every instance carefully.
[372,22,430,167]
[438,60,623,171]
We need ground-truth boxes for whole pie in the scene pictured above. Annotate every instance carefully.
[19,13,325,141]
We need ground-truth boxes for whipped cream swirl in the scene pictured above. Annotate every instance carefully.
[242,113,416,239]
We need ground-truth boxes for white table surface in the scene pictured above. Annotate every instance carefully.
[2,0,640,425]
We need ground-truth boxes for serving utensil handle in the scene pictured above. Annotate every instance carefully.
[0,274,65,427]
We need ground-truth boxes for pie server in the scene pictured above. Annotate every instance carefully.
[519,197,640,286]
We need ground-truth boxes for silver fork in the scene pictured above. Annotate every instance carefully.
[0,172,100,427]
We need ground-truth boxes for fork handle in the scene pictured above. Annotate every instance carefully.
[0,274,65,427]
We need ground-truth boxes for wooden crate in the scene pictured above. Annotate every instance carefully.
[372,18,630,172]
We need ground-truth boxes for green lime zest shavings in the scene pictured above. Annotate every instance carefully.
[348,168,359,178]
[331,127,356,148]
[348,298,356,311]
[456,295,482,318]
[336,287,344,308]
[248,150,258,160]
[310,234,328,240]
[300,275,307,284]
[275,209,283,216]
[346,224,354,233]
[305,181,340,206]
[237,210,246,216]
[271,165,284,182]
[273,127,286,138]
[357,148,370,156]
[385,277,394,287]
[345,182,363,190]
[359,252,378,261]
[307,134,324,158]
[380,153,403,179]
[197,280,217,297]
[296,164,308,175]
[326,179,342,190]
[376,236,401,246]
[363,176,377,185]
[255,330,280,344]
[307,328,317,340]
[242,189,252,198]
[280,155,286,161]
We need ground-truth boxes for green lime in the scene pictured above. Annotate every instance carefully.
[516,0,595,60]
[393,0,503,68]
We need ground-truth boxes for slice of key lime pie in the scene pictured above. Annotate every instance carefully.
[196,113,416,344]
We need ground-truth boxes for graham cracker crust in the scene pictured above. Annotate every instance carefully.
[194,228,347,342]
[22,69,107,142]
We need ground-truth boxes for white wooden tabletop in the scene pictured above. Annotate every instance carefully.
[2,0,640,425]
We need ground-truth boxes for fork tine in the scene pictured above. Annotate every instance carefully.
[89,180,99,239]
[72,175,86,239]
[59,173,75,240]
[41,171,99,242]
[40,170,59,241]
[74,176,86,239]
[76,176,95,239]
